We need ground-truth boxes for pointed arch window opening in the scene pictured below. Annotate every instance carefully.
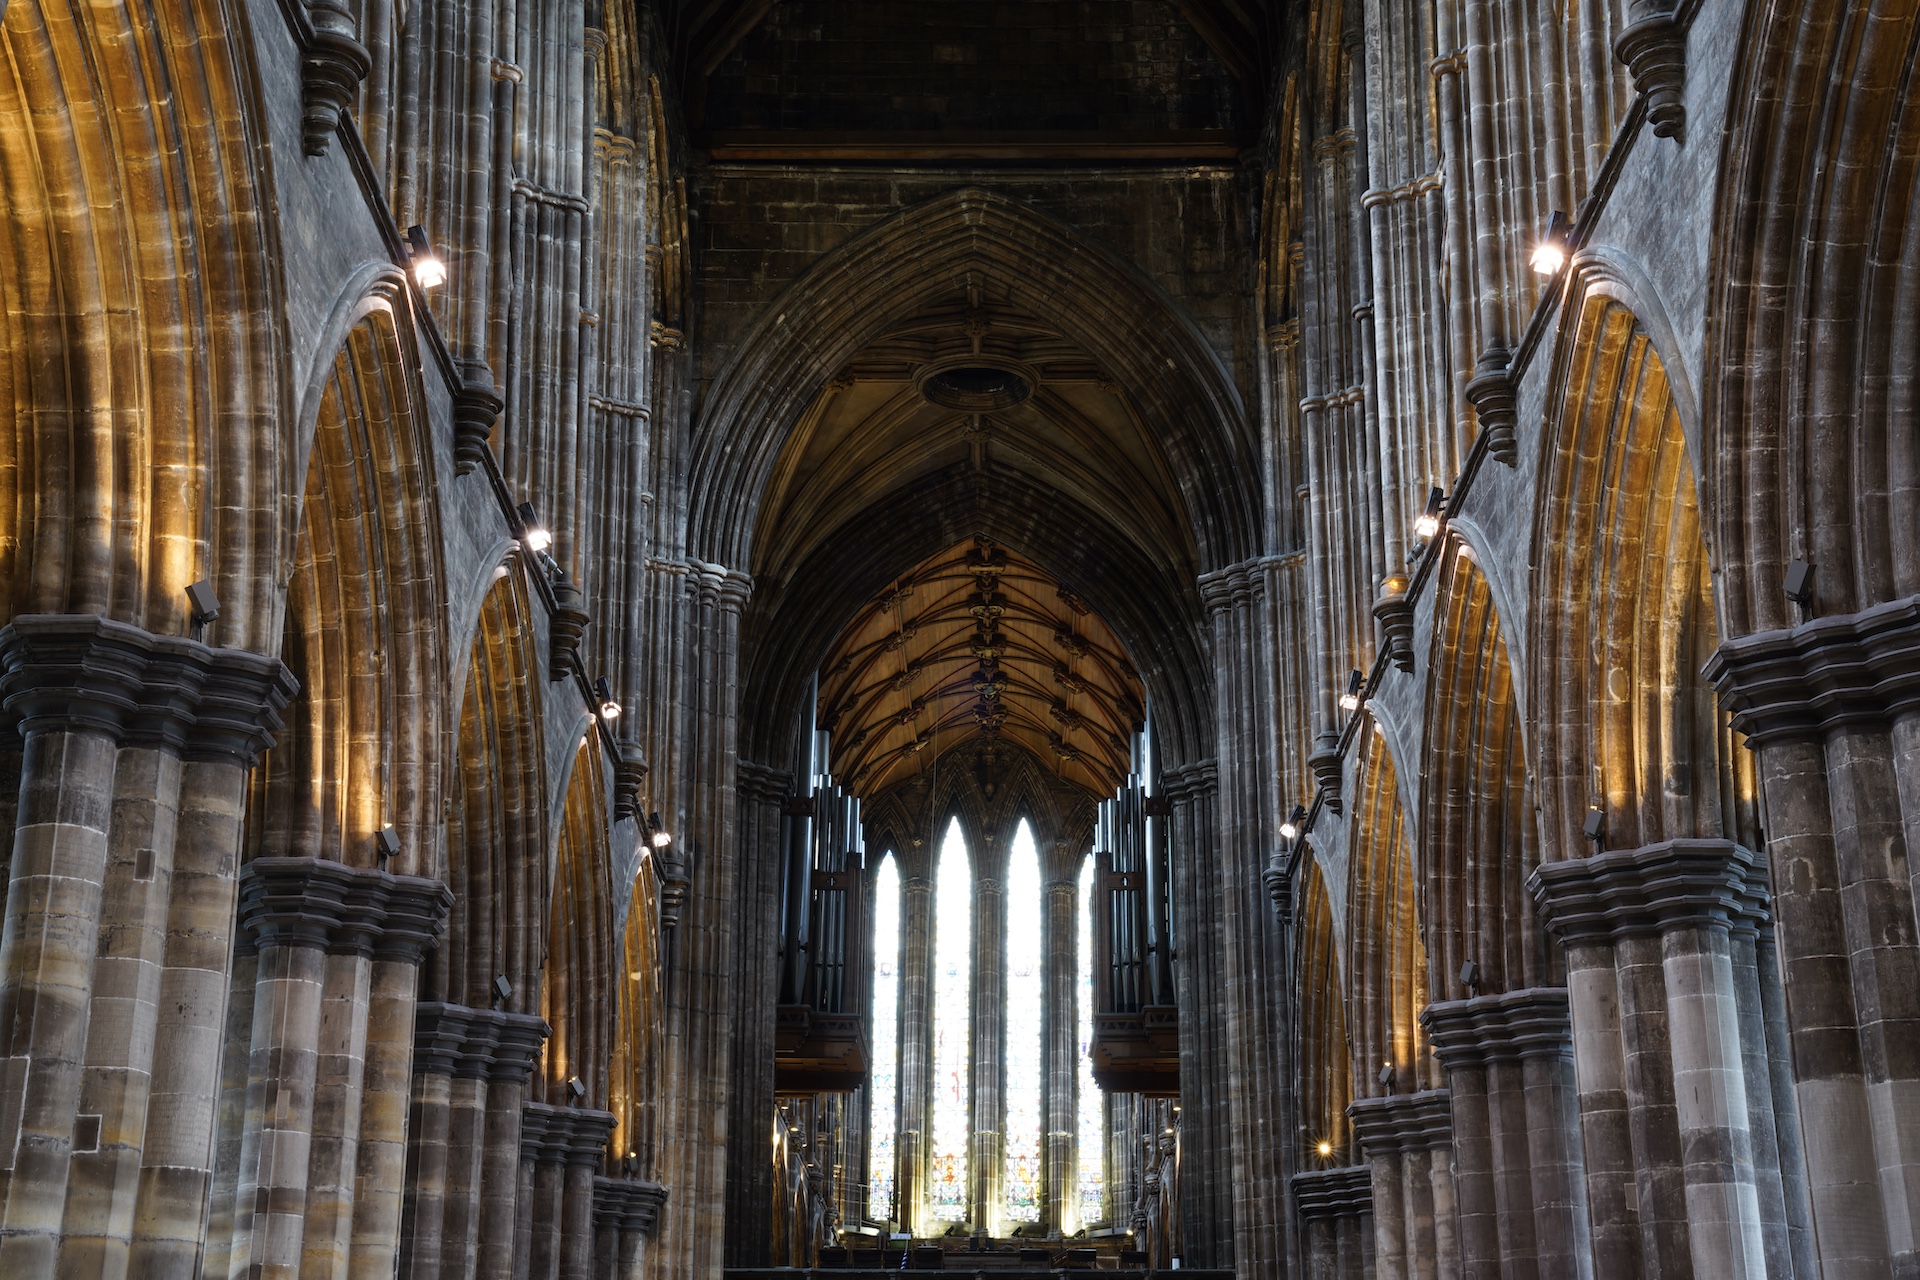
[1076,853,1106,1227]
[869,853,902,1223]
[1003,820,1044,1222]
[929,816,973,1221]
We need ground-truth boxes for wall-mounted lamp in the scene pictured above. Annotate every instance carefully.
[374,825,400,868]
[491,974,513,1009]
[1783,559,1815,612]
[1377,1062,1397,1093]
[405,225,447,290]
[1459,959,1481,995]
[1316,1139,1333,1158]
[516,501,552,553]
[566,1076,587,1104]
[1280,804,1308,842]
[648,811,672,850]
[595,677,621,721]
[1339,669,1364,713]
[186,580,220,642]
[1582,805,1607,850]
[1413,486,1446,541]
[1529,210,1572,277]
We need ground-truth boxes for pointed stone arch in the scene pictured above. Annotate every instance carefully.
[1343,732,1435,1100]
[687,186,1258,576]
[1294,853,1353,1161]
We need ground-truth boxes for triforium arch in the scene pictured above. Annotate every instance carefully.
[686,186,1260,577]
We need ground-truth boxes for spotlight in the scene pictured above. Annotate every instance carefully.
[1783,559,1815,610]
[566,1076,587,1103]
[405,225,447,290]
[491,974,513,1008]
[595,677,621,721]
[1377,1062,1396,1092]
[374,825,400,867]
[1413,486,1445,540]
[1459,959,1481,994]
[1583,806,1607,847]
[1280,803,1308,842]
[1339,669,1364,713]
[648,811,672,849]
[1530,210,1572,277]
[516,501,552,553]
[186,580,220,641]
[1316,1140,1332,1158]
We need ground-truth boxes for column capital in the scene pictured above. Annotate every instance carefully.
[1159,758,1219,803]
[0,613,297,765]
[521,1101,616,1168]
[237,857,453,962]
[593,1175,670,1237]
[1705,592,1920,746]
[1347,1088,1452,1158]
[736,759,793,805]
[1421,986,1571,1069]
[1196,562,1264,616]
[1290,1164,1373,1221]
[1528,838,1767,945]
[412,1001,551,1082]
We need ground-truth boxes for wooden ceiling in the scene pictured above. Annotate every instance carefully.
[818,539,1144,800]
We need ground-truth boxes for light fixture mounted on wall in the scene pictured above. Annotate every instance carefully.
[1529,210,1572,276]
[1413,486,1446,541]
[595,677,621,721]
[1459,959,1481,995]
[374,825,400,868]
[647,811,671,849]
[405,225,447,290]
[1783,559,1816,613]
[491,974,513,1009]
[1582,805,1607,850]
[1280,803,1307,843]
[1339,669,1364,713]
[186,580,220,642]
[516,501,553,553]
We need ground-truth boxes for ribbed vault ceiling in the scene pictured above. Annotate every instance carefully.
[819,538,1144,799]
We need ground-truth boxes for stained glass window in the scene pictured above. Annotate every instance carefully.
[928,817,972,1221]
[1003,821,1044,1222]
[1076,854,1105,1227]
[869,854,901,1222]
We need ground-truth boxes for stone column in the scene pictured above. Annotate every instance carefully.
[1347,1090,1457,1280]
[1043,876,1076,1234]
[0,615,292,1280]
[970,874,1003,1235]
[1532,839,1776,1279]
[1421,988,1591,1280]
[724,760,788,1268]
[895,872,932,1231]
[218,857,451,1280]
[518,1102,616,1280]
[591,1176,668,1280]
[1293,1165,1372,1280]
[399,1003,549,1280]
[1708,597,1920,1279]
[1164,760,1228,1265]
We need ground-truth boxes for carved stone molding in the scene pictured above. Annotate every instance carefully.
[1421,987,1572,1069]
[736,759,794,806]
[1705,592,1920,747]
[451,377,505,475]
[237,856,453,962]
[301,0,372,157]
[0,613,297,766]
[1464,348,1518,466]
[1265,855,1293,922]
[1372,581,1415,673]
[1615,5,1686,140]
[1529,839,1767,946]
[412,1001,551,1083]
[1291,1164,1373,1220]
[1347,1089,1453,1158]
[521,1101,617,1168]
[1159,758,1219,804]
[548,574,591,680]
[1309,731,1343,812]
[614,741,650,821]
[593,1176,670,1238]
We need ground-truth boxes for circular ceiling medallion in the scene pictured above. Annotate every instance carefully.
[915,355,1037,412]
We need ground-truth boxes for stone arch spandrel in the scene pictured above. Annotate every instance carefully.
[0,0,285,644]
[1710,0,1920,636]
[540,740,617,1115]
[687,187,1259,576]
[246,300,451,876]
[1294,854,1354,1161]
